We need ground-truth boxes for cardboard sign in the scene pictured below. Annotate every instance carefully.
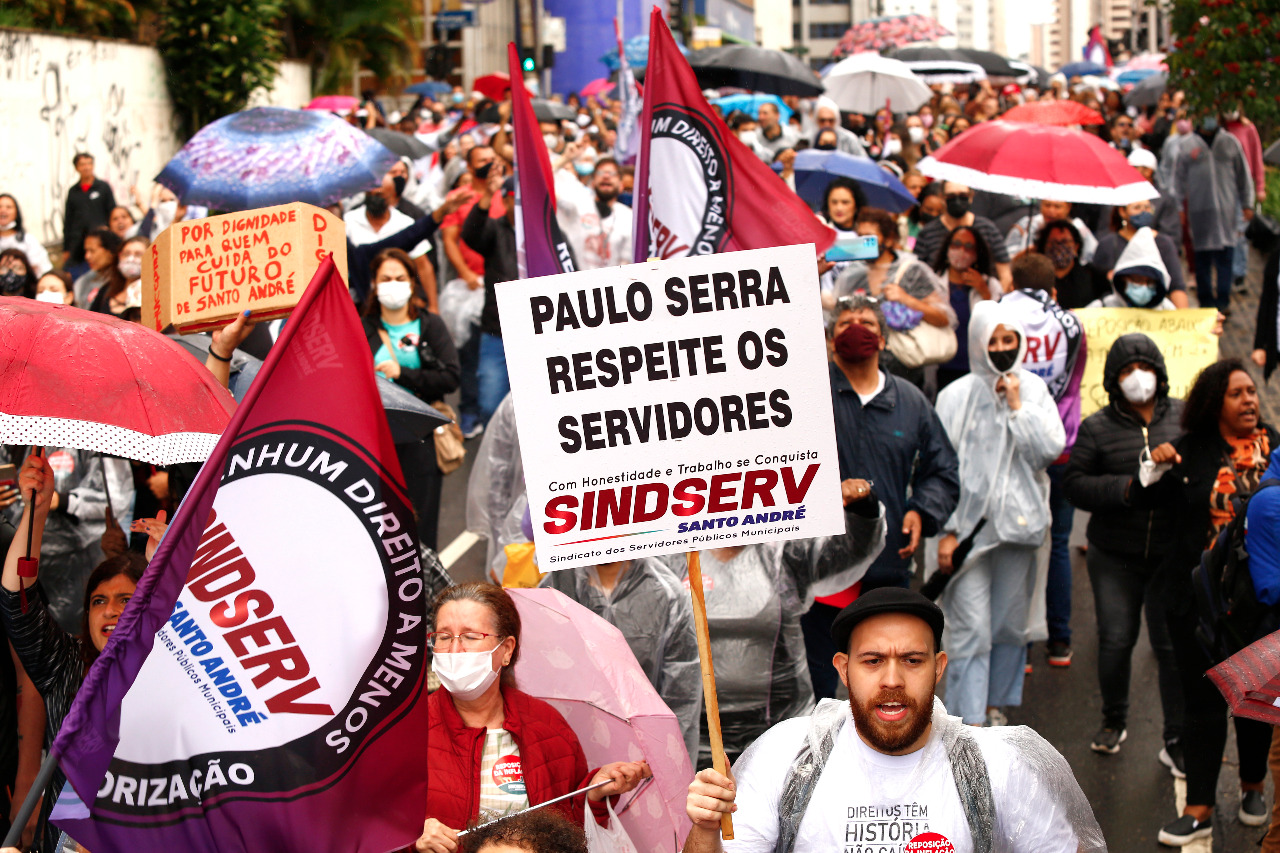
[1075,307,1219,417]
[142,202,347,333]
[497,244,845,571]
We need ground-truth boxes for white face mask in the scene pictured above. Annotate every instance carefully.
[155,200,179,229]
[543,133,560,152]
[885,138,903,156]
[119,257,143,281]
[35,290,66,304]
[908,126,925,144]
[431,649,500,701]
[1119,367,1157,405]
[738,130,759,148]
[376,280,412,311]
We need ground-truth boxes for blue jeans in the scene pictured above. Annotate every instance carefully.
[477,332,509,425]
[1193,246,1234,313]
[1046,464,1073,644]
[458,324,480,423]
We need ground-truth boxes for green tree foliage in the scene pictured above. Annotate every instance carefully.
[1167,0,1280,129]
[157,0,285,139]
[13,0,137,37]
[284,0,414,94]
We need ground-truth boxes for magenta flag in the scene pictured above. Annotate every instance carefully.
[632,8,835,262]
[509,44,577,279]
[51,256,430,852]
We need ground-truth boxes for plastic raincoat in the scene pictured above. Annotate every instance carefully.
[666,500,886,765]
[931,301,1065,723]
[540,559,703,762]
[465,395,528,582]
[1087,226,1177,310]
[2,449,134,633]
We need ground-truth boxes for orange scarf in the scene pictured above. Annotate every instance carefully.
[1207,429,1272,546]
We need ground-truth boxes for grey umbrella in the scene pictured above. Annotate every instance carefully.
[365,127,432,159]
[532,99,578,123]
[1265,138,1280,168]
[168,333,450,442]
[1123,71,1167,109]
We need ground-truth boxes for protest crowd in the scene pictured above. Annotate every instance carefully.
[4,15,1280,853]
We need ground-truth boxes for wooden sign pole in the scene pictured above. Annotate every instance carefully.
[686,550,733,839]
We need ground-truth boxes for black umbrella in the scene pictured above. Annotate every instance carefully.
[1123,71,1167,108]
[365,127,432,159]
[686,45,824,97]
[531,99,577,123]
[955,48,1021,78]
[168,333,450,443]
[886,45,971,65]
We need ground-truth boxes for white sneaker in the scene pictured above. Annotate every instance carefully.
[986,707,1009,727]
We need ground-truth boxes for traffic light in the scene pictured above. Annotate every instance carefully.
[522,54,536,72]
[516,45,555,73]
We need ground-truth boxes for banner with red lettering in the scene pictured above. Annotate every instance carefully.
[632,8,835,262]
[51,257,430,853]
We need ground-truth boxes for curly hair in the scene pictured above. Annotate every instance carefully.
[1182,358,1253,437]
[465,808,588,853]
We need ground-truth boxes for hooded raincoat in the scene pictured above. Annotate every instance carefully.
[540,559,703,762]
[665,500,886,765]
[1087,227,1176,310]
[1173,129,1255,252]
[466,395,529,582]
[931,301,1065,723]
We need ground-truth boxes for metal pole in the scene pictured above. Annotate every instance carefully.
[535,0,548,95]
[2,750,58,847]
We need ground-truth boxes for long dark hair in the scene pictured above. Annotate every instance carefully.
[932,225,994,278]
[432,582,521,686]
[363,247,425,320]
[1033,218,1083,254]
[1182,358,1254,437]
[822,177,867,230]
[85,226,126,301]
[80,552,147,666]
[0,194,26,238]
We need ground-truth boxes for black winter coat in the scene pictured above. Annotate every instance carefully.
[362,311,461,404]
[1256,250,1278,381]
[1064,333,1183,558]
[62,178,115,265]
[460,201,516,338]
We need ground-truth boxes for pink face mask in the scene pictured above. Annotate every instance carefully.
[1175,119,1192,135]
[921,114,934,129]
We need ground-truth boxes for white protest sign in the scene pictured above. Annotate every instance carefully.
[497,244,844,571]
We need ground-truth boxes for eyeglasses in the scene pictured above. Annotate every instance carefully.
[427,631,504,651]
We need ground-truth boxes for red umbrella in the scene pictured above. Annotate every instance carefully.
[1208,631,1280,726]
[917,120,1158,205]
[473,72,528,102]
[304,95,359,113]
[580,77,616,101]
[1001,100,1105,126]
[0,298,236,466]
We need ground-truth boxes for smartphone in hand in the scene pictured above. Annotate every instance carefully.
[825,234,879,263]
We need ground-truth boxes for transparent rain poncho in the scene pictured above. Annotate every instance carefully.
[465,395,529,583]
[540,559,704,763]
[665,504,886,764]
[932,301,1066,559]
[760,697,1107,853]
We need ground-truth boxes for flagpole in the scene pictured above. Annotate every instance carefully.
[3,748,59,847]
[456,779,612,837]
[686,550,734,840]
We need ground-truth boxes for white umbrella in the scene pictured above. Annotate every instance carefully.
[823,53,933,115]
[901,60,987,85]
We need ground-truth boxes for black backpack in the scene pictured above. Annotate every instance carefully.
[1192,480,1280,664]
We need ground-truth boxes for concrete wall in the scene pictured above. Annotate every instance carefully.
[0,28,310,250]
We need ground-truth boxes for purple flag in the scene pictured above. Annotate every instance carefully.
[613,18,641,166]
[509,43,577,279]
[51,256,430,852]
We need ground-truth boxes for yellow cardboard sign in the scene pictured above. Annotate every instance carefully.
[1075,307,1219,418]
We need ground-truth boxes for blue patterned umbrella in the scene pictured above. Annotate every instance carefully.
[155,107,399,211]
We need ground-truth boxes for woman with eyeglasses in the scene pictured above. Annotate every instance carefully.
[931,226,1003,388]
[416,583,650,853]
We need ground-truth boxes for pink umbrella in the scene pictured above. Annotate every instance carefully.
[305,94,359,112]
[580,77,616,101]
[508,588,693,853]
[917,120,1158,205]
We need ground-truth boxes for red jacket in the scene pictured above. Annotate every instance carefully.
[426,686,608,829]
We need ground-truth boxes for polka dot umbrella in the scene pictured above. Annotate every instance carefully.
[0,297,235,465]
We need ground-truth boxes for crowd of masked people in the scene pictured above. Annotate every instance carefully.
[0,70,1279,852]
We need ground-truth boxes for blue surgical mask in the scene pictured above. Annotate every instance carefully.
[574,162,595,176]
[1202,116,1219,133]
[451,93,464,104]
[1124,282,1158,307]
[1127,210,1155,229]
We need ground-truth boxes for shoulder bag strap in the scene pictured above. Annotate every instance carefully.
[946,731,996,853]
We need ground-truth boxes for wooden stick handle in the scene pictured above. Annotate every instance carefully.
[686,550,733,840]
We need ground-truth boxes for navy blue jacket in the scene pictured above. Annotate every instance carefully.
[829,362,960,587]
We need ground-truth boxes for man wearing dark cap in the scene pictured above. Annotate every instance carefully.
[681,588,1104,853]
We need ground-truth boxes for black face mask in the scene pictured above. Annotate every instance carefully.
[474,162,493,181]
[815,141,837,151]
[988,348,1020,373]
[916,211,938,226]
[365,194,388,217]
[945,196,971,219]
[0,270,23,295]
[392,175,407,198]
